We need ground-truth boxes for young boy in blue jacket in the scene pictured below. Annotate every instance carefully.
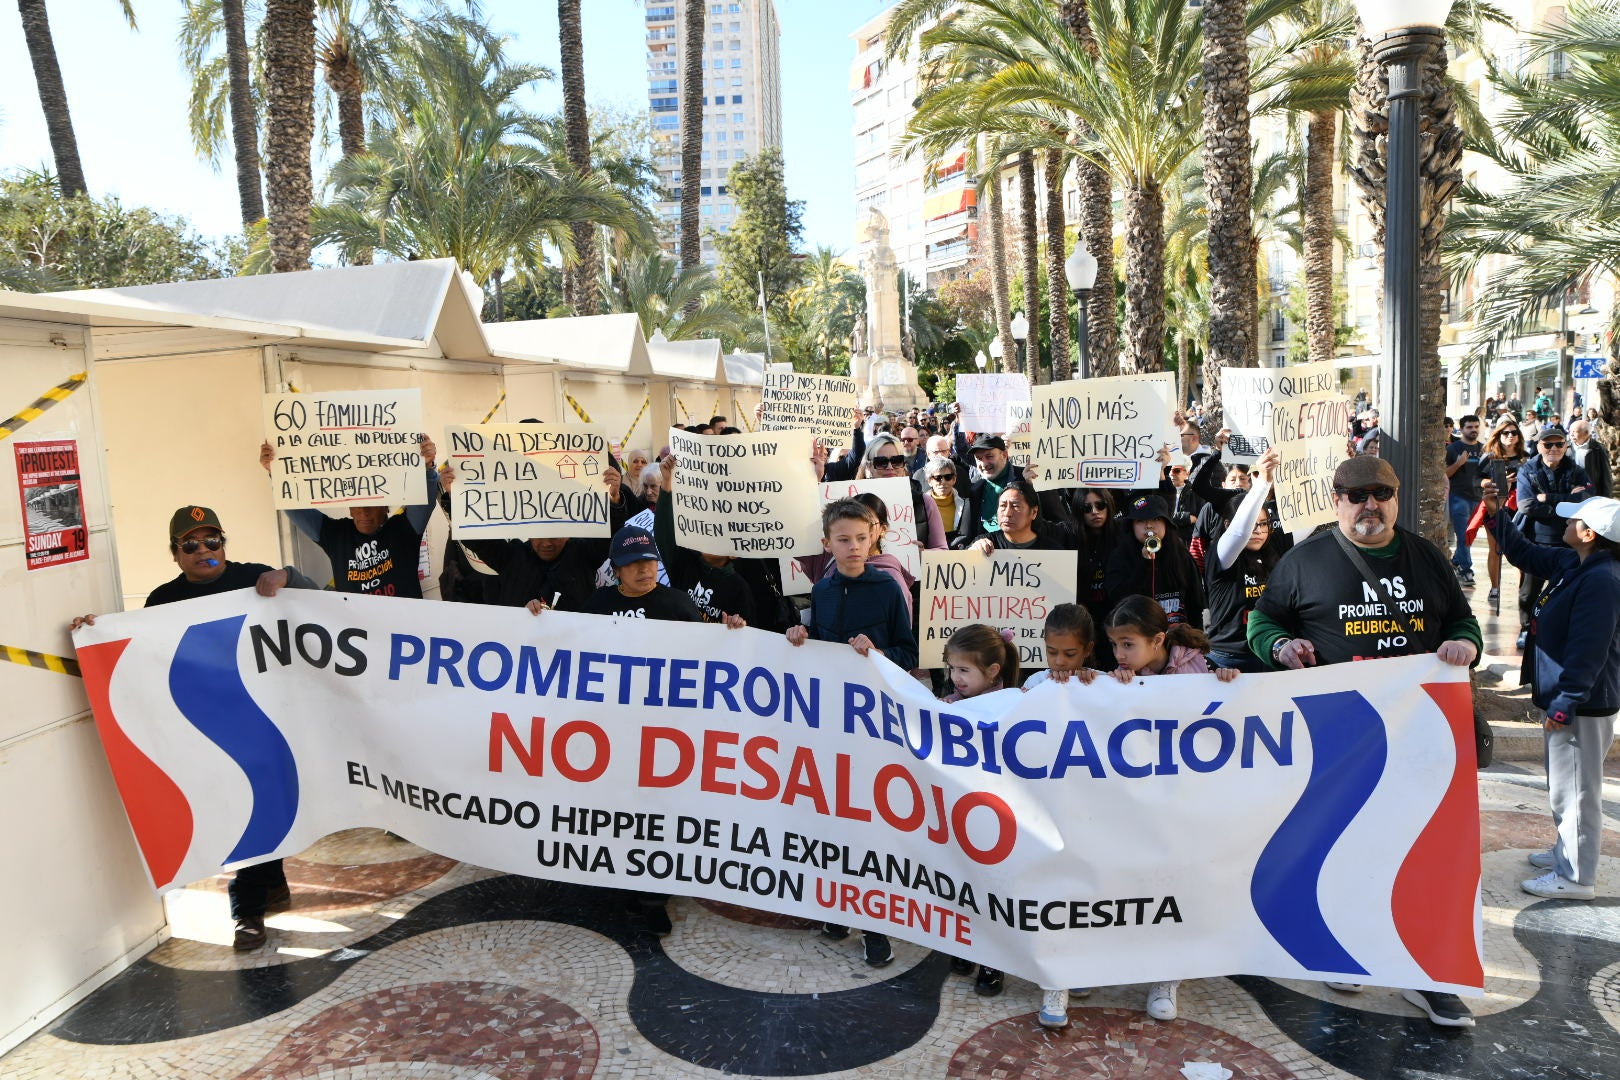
[786,498,918,965]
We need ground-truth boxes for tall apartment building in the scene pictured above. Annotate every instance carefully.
[645,1,783,265]
[849,5,975,289]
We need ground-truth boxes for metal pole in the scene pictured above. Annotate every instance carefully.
[757,270,773,361]
[1373,29,1441,530]
[1075,287,1092,381]
[1558,286,1573,421]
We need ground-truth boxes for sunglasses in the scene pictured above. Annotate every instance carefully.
[1082,501,1109,512]
[1541,440,1566,449]
[930,472,956,481]
[179,535,225,554]
[870,455,908,468]
[1500,430,1520,437]
[1335,486,1396,504]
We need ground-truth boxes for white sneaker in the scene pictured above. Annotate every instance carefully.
[1522,870,1596,900]
[1038,987,1070,1029]
[1146,981,1179,1021]
[1324,981,1365,992]
[1526,848,1557,870]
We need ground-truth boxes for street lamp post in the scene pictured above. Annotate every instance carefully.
[974,350,988,373]
[1065,242,1099,381]
[988,337,1004,372]
[1010,309,1030,383]
[1355,0,1454,528]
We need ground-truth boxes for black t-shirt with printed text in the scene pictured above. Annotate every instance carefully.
[146,561,277,607]
[318,514,422,598]
[582,583,704,622]
[1206,550,1270,656]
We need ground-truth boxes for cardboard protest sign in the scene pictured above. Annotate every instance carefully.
[445,424,612,539]
[956,373,1030,432]
[1221,362,1349,463]
[14,439,89,570]
[1029,373,1177,489]
[264,389,425,509]
[760,371,858,444]
[1272,435,1349,532]
[918,549,1078,668]
[780,476,921,595]
[669,427,820,557]
[1005,401,1033,468]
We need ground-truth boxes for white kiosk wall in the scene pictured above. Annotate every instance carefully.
[0,323,165,1054]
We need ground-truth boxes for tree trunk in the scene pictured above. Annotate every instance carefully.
[18,0,87,198]
[1058,0,1118,379]
[263,0,316,274]
[321,29,369,263]
[559,0,599,315]
[1304,109,1337,363]
[1042,147,1071,382]
[1122,182,1166,373]
[1177,335,1191,408]
[983,155,1015,372]
[222,0,264,229]
[679,0,705,275]
[1018,151,1042,383]
[1200,0,1254,385]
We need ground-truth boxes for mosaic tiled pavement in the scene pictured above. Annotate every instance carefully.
[7,561,1620,1079]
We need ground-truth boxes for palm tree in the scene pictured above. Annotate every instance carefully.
[263,0,316,272]
[17,0,136,198]
[1058,0,1119,377]
[1016,150,1043,381]
[600,248,742,341]
[788,247,866,373]
[1042,145,1073,381]
[679,0,705,271]
[980,146,1017,371]
[1200,0,1256,386]
[558,0,599,314]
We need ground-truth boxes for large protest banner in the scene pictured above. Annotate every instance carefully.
[1029,373,1177,490]
[669,427,821,558]
[1272,435,1349,532]
[780,476,920,595]
[264,389,426,509]
[760,372,859,444]
[445,424,612,539]
[76,590,1483,994]
[918,550,1078,668]
[1222,362,1350,464]
[956,373,1030,432]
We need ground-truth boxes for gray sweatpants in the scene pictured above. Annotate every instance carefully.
[1546,709,1617,886]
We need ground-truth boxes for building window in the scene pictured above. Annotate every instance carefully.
[730,21,740,30]
[718,150,729,160]
[732,94,743,103]
[701,186,712,196]
[718,185,728,195]
[711,60,723,70]
[728,2,740,10]
[730,39,742,49]
[711,3,722,12]
[703,206,713,215]
[650,97,678,112]
[654,116,678,130]
[646,5,675,19]
[730,58,742,67]
[731,77,742,86]
[734,112,744,123]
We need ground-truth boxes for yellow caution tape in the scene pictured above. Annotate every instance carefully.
[3,644,81,677]
[734,397,753,432]
[564,393,593,424]
[480,390,507,425]
[0,372,88,443]
[621,395,651,446]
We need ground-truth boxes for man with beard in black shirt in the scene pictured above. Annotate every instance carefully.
[71,506,318,951]
[1247,455,1481,1029]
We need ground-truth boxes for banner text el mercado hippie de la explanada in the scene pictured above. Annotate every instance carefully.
[74,591,1483,994]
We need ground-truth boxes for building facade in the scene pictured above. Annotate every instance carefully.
[646,0,784,265]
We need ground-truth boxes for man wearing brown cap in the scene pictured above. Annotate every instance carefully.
[1244,456,1482,1028]
[72,507,318,950]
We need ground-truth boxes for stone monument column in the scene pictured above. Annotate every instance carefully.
[853,208,928,411]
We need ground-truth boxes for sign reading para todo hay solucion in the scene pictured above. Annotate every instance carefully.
[669,427,821,558]
[264,389,426,509]
[446,424,612,539]
[760,372,859,444]
[919,549,1078,668]
[1029,373,1177,489]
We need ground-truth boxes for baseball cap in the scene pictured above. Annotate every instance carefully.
[169,505,223,541]
[1538,424,1569,442]
[1123,494,1171,522]
[1333,455,1398,490]
[609,525,661,567]
[969,434,1007,453]
[1556,496,1620,542]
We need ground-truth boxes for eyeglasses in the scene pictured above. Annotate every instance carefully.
[179,535,225,554]
[1541,440,1566,449]
[1500,430,1520,437]
[870,455,907,468]
[901,437,918,444]
[930,472,955,481]
[1335,486,1396,504]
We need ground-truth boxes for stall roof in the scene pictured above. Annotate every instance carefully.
[486,313,653,376]
[647,337,726,384]
[724,350,766,386]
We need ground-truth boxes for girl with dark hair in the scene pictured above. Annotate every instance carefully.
[1206,449,1287,671]
[1479,420,1530,605]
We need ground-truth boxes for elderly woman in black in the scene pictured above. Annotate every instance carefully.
[1482,488,1620,901]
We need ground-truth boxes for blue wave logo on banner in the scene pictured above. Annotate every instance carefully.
[1250,690,1387,975]
[169,615,299,863]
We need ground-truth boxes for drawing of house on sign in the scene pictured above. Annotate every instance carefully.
[582,455,601,476]
[555,454,579,479]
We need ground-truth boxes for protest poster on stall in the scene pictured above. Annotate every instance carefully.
[445,423,612,539]
[669,427,821,558]
[779,476,920,595]
[956,373,1030,432]
[14,439,89,570]
[264,389,426,509]
[760,371,858,444]
[1029,373,1177,490]
[75,590,1483,995]
[1272,435,1349,532]
[1221,362,1349,464]
[918,549,1078,667]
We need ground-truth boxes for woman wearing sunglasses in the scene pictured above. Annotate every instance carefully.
[1479,421,1530,605]
[923,456,965,544]
[858,433,947,553]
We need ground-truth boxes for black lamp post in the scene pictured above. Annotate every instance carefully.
[1065,241,1099,381]
[1356,0,1454,528]
[1011,310,1030,383]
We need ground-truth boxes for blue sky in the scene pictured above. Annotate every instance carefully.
[0,0,892,259]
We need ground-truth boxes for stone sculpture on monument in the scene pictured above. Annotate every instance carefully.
[850,208,927,411]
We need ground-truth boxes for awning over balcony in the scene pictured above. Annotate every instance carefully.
[922,186,976,220]
[849,61,875,91]
[933,152,966,178]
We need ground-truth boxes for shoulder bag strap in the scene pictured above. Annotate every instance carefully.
[1328,528,1411,635]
